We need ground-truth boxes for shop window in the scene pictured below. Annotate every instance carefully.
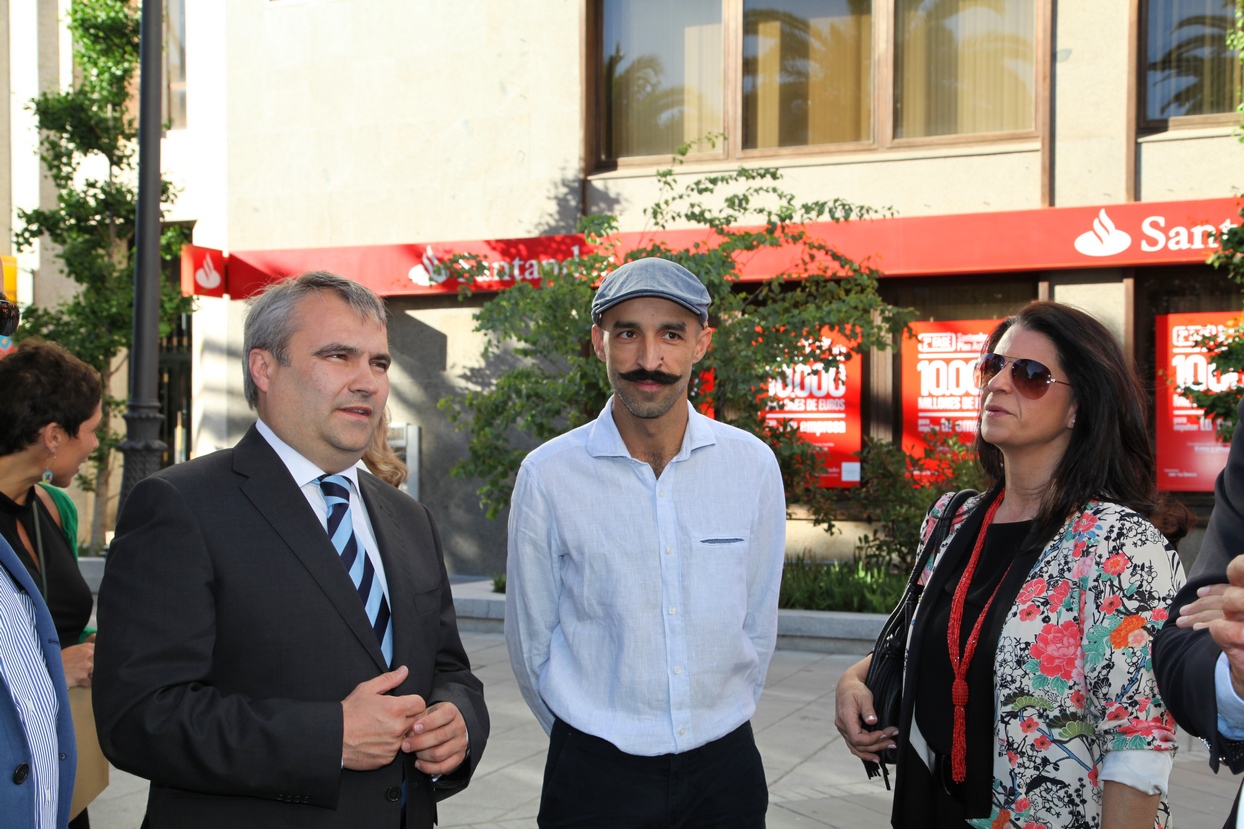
[743,1,873,149]
[1142,0,1241,128]
[163,0,187,129]
[593,0,1041,166]
[893,0,1035,139]
[159,236,193,467]
[599,0,723,160]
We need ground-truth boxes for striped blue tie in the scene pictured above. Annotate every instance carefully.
[318,474,393,666]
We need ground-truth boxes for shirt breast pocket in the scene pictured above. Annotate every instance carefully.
[688,529,751,623]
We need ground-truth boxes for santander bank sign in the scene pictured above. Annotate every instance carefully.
[179,197,1242,299]
[1074,207,1237,258]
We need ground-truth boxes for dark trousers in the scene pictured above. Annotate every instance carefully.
[537,719,768,829]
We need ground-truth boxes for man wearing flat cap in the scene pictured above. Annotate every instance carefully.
[505,257,786,828]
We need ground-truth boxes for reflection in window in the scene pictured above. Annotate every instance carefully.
[600,0,723,160]
[1146,0,1240,120]
[743,1,872,149]
[164,0,187,129]
[894,0,1035,139]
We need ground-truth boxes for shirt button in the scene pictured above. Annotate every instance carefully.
[669,607,677,615]
[25,700,34,713]
[674,667,682,675]
[665,546,672,554]
[679,728,686,736]
[658,490,665,498]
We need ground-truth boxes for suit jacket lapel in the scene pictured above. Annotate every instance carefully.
[234,427,389,671]
[359,474,416,642]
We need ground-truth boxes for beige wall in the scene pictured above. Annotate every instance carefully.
[1137,129,1244,201]
[1049,1,1134,207]
[222,0,584,249]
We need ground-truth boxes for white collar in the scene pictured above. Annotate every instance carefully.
[255,418,362,492]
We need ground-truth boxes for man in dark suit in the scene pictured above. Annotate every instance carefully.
[93,271,488,828]
[1154,397,1244,828]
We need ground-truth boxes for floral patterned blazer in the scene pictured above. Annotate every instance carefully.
[898,491,1185,829]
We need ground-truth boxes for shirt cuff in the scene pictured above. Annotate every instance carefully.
[1099,749,1173,797]
[1215,652,1244,740]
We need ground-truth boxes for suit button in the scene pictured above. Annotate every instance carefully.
[385,786,401,802]
[13,763,29,784]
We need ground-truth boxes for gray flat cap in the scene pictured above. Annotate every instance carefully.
[591,258,711,325]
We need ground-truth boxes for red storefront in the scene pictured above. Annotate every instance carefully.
[183,197,1242,492]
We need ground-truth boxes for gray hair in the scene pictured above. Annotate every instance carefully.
[242,270,387,408]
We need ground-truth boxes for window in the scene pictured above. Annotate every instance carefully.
[600,0,723,159]
[1142,0,1241,127]
[593,0,1042,166]
[893,0,1035,139]
[163,0,187,129]
[743,1,873,149]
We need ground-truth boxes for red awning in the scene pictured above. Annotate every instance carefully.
[181,197,1242,299]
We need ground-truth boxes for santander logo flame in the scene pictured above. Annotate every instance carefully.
[195,254,222,290]
[407,248,448,287]
[1074,209,1132,257]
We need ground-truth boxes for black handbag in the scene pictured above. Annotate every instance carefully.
[860,488,978,789]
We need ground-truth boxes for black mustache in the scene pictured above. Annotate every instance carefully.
[618,369,680,386]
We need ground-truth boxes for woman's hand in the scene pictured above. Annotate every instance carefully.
[60,642,94,688]
[1174,583,1229,629]
[834,655,898,762]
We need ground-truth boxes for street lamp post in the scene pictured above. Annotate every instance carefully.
[118,0,166,512]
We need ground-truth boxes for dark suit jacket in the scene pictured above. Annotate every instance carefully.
[0,534,75,829]
[1153,398,1244,829]
[93,426,488,829]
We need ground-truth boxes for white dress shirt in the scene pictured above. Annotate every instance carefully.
[255,419,390,607]
[505,397,786,756]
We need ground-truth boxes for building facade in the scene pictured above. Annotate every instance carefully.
[6,0,1243,572]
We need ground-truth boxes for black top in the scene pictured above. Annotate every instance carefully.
[916,519,1033,755]
[0,486,93,645]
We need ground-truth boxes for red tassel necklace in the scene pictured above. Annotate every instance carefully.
[946,491,1012,784]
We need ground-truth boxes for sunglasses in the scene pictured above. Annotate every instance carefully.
[0,299,17,338]
[973,353,1072,400]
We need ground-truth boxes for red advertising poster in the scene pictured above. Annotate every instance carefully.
[901,319,1000,456]
[763,329,862,488]
[1155,312,1240,491]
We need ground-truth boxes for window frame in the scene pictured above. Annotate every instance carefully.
[586,0,1051,172]
[1136,0,1243,134]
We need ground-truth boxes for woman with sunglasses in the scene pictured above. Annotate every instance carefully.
[835,301,1190,828]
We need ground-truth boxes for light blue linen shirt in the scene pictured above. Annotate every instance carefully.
[505,397,786,756]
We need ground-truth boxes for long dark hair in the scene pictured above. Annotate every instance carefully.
[974,301,1192,545]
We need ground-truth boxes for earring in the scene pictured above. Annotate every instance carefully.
[1070,418,1076,429]
[42,468,53,484]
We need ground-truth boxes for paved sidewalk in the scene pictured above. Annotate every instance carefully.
[90,630,1241,828]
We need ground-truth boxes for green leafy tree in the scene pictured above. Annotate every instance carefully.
[13,0,192,551]
[439,146,915,525]
[848,429,985,574]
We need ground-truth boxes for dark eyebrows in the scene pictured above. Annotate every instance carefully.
[313,343,392,367]
[609,319,689,334]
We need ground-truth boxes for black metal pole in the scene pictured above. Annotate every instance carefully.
[118,0,166,513]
